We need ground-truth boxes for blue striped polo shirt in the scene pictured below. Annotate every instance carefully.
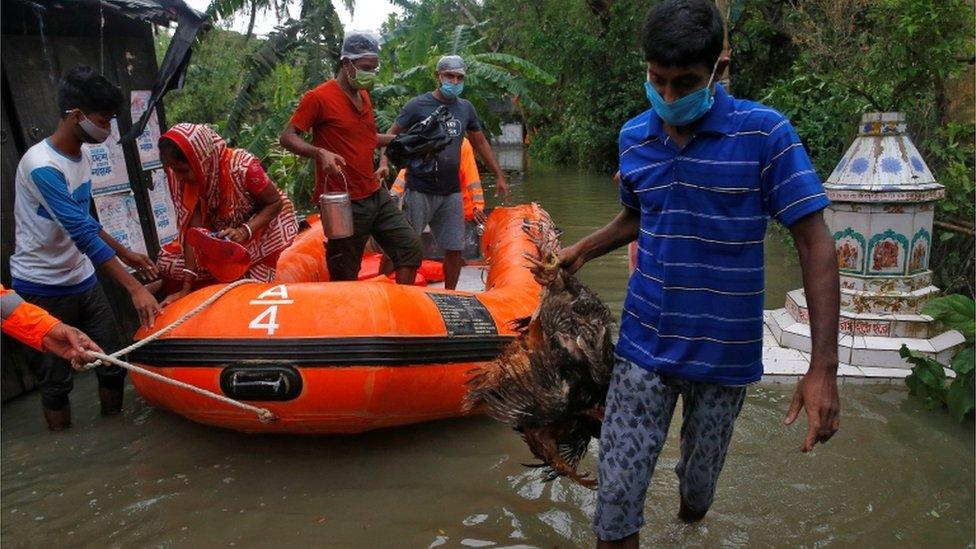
[616,84,828,385]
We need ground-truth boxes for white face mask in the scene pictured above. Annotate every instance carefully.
[68,110,111,143]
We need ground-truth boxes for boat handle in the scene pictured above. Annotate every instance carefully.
[231,371,287,395]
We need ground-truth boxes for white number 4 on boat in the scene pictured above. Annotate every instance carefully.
[248,285,294,335]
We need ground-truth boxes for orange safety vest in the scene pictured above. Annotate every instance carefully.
[391,138,485,222]
[0,285,61,351]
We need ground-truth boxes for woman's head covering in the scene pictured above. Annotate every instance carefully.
[160,123,247,230]
[160,123,225,190]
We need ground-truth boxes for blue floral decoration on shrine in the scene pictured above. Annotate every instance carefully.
[910,156,925,172]
[850,158,870,174]
[880,157,902,174]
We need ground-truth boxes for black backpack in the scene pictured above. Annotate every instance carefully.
[386,105,455,168]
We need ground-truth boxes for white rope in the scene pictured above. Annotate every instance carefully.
[90,352,276,423]
[83,279,277,423]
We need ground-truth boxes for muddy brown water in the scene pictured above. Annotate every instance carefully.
[2,162,973,547]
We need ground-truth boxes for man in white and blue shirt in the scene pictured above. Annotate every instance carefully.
[558,2,840,545]
[10,66,161,430]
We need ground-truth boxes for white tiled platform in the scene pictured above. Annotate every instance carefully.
[763,308,964,383]
[760,320,955,384]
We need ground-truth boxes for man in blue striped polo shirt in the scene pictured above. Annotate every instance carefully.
[559,1,840,545]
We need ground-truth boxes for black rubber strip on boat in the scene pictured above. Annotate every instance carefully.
[128,335,515,366]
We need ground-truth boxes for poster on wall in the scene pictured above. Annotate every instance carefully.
[148,169,178,246]
[94,191,148,257]
[83,119,130,196]
[130,90,162,170]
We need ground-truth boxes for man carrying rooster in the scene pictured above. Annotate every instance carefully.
[558,1,841,546]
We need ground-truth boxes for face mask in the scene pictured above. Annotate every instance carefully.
[644,62,719,127]
[440,80,464,99]
[76,113,111,143]
[349,66,377,91]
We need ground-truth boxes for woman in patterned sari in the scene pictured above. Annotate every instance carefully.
[156,123,299,306]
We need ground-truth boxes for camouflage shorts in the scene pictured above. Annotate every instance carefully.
[593,356,747,541]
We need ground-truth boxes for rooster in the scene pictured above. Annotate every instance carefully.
[464,206,615,488]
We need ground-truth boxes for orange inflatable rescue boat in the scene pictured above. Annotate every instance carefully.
[129,205,544,433]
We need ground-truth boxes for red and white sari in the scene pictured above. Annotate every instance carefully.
[155,123,299,283]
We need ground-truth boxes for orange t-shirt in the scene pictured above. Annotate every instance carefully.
[289,80,380,203]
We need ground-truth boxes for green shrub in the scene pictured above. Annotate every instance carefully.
[901,295,975,422]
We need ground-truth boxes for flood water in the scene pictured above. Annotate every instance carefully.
[2,162,973,547]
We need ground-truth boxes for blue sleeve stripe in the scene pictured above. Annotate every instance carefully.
[776,194,830,227]
[30,167,116,263]
[89,244,116,266]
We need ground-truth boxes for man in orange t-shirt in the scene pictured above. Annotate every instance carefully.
[279,32,422,284]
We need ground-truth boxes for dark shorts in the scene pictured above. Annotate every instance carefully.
[593,357,746,541]
[326,190,423,281]
[21,283,124,410]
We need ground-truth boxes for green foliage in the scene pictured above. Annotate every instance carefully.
[726,0,797,102]
[925,122,976,296]
[371,4,553,138]
[761,70,869,177]
[924,294,975,340]
[901,294,976,423]
[745,0,974,294]
[480,0,648,170]
[156,29,258,127]
[224,21,301,136]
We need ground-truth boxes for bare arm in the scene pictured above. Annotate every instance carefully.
[559,206,640,275]
[99,230,158,280]
[279,123,321,159]
[377,123,404,168]
[466,130,508,198]
[784,210,841,452]
[375,123,404,183]
[216,185,282,244]
[98,258,160,328]
[280,123,345,176]
[161,204,204,308]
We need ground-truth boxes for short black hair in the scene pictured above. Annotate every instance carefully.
[57,66,123,116]
[641,0,725,69]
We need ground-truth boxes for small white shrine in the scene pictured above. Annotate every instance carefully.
[767,112,965,369]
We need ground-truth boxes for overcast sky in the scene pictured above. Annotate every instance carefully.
[183,0,402,36]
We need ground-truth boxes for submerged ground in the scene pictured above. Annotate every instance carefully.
[2,163,973,547]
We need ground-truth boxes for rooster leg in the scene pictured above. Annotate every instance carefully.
[550,459,598,490]
[521,252,548,267]
[523,426,599,490]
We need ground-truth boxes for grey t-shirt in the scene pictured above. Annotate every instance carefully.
[394,92,481,195]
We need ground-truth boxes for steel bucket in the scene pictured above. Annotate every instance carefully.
[318,172,354,239]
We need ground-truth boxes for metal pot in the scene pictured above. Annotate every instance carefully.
[318,172,354,239]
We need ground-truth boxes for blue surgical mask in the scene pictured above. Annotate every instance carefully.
[644,62,719,127]
[440,81,464,99]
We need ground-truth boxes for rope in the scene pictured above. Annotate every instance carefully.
[83,278,277,423]
[90,352,276,423]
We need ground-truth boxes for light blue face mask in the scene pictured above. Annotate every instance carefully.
[440,80,464,99]
[644,62,718,127]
